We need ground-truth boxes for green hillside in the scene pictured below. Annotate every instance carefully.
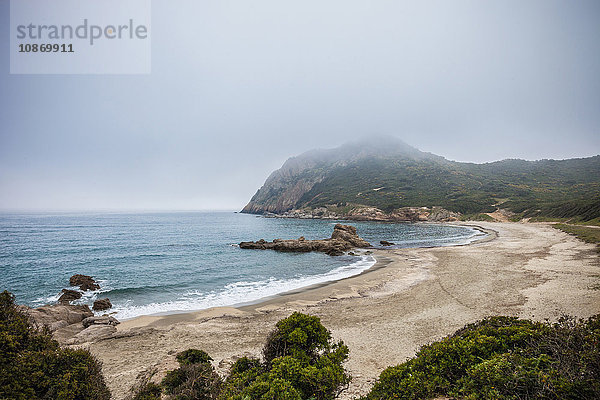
[242,137,600,221]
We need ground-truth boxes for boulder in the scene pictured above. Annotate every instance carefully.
[69,274,100,291]
[92,298,112,311]
[330,224,371,247]
[25,304,93,331]
[58,289,82,304]
[82,315,120,328]
[380,240,395,246]
[67,324,116,344]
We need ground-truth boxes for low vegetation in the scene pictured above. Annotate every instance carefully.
[459,213,496,222]
[0,290,110,400]
[553,223,600,250]
[362,315,600,400]
[132,312,350,400]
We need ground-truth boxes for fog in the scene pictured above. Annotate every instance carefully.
[1,0,599,211]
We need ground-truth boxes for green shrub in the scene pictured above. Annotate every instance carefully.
[219,312,350,400]
[162,362,222,400]
[263,312,332,365]
[0,290,111,400]
[132,382,162,400]
[362,315,600,400]
[177,348,213,365]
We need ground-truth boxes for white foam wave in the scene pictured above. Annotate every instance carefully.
[111,255,376,320]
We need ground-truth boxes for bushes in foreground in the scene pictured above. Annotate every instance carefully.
[134,312,350,400]
[362,315,600,400]
[0,290,110,400]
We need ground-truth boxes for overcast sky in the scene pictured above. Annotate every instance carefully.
[1,0,599,211]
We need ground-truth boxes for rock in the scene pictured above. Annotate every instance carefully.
[82,315,120,328]
[240,224,370,256]
[69,274,100,291]
[92,298,112,311]
[67,324,116,344]
[25,304,93,331]
[58,289,82,304]
[50,320,69,332]
[330,224,371,247]
[380,240,395,246]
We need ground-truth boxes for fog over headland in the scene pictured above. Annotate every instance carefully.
[0,1,599,211]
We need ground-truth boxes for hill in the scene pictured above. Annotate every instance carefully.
[241,137,600,222]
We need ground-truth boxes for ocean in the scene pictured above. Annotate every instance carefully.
[0,211,484,320]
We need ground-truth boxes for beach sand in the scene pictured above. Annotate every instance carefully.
[87,222,600,399]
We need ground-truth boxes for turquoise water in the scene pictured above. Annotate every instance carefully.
[0,212,483,320]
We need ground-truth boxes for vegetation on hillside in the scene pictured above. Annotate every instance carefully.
[0,291,110,400]
[298,157,600,220]
[553,223,600,251]
[243,138,600,222]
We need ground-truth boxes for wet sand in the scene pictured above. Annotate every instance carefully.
[87,222,600,399]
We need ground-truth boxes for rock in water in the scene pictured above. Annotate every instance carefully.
[239,224,370,256]
[58,289,82,304]
[92,298,112,311]
[380,240,395,246]
[69,274,100,291]
[330,224,371,247]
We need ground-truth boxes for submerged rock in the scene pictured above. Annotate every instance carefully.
[239,224,370,256]
[69,274,100,291]
[58,289,82,304]
[92,298,112,311]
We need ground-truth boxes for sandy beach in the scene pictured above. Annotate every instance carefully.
[87,222,600,399]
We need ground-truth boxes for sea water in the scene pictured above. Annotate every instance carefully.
[0,211,484,320]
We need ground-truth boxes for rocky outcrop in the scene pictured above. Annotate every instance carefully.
[69,274,100,291]
[239,224,370,256]
[273,205,459,222]
[93,298,112,311]
[67,324,117,345]
[58,289,82,304]
[19,302,120,344]
[22,304,93,332]
[82,315,120,328]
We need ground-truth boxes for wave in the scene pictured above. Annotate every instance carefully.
[110,255,376,320]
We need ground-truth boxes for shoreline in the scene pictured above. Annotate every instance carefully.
[90,221,600,399]
[117,222,492,326]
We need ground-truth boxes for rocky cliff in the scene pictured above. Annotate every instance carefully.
[241,137,439,215]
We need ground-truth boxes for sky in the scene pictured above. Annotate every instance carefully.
[1,0,599,211]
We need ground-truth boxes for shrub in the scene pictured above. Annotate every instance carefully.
[362,315,600,400]
[263,312,332,365]
[220,312,350,400]
[162,351,222,400]
[177,348,213,366]
[0,290,111,400]
[132,382,162,400]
